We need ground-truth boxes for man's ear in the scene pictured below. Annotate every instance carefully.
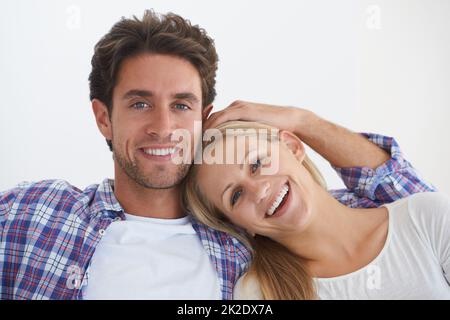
[202,104,213,121]
[279,130,306,162]
[92,99,113,141]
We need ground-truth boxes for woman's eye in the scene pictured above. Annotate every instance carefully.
[231,189,242,207]
[131,102,149,110]
[174,104,190,111]
[251,159,261,174]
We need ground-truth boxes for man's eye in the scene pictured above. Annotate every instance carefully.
[131,102,149,110]
[174,104,190,111]
[231,189,242,207]
[251,159,261,174]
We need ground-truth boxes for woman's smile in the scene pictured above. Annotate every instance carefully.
[265,180,292,219]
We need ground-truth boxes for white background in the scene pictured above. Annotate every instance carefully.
[1,0,449,193]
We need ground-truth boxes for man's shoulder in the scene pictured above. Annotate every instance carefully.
[2,179,97,203]
[192,219,248,247]
[0,179,103,224]
[16,178,81,191]
[191,218,252,263]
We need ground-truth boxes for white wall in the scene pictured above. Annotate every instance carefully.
[1,0,449,193]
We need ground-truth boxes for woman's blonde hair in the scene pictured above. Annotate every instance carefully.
[182,121,327,299]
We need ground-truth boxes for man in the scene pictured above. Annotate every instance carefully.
[0,10,434,299]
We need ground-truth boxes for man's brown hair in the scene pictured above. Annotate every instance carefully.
[88,10,218,149]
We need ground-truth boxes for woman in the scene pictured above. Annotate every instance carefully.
[182,121,450,299]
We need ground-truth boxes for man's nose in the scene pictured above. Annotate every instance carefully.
[145,106,173,139]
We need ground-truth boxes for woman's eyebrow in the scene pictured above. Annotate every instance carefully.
[222,183,233,207]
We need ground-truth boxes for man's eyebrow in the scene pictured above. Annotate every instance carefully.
[122,89,153,100]
[172,92,200,104]
[121,90,199,104]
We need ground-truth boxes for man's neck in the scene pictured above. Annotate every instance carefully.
[113,174,185,220]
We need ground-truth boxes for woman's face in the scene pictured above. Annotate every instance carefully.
[197,131,316,240]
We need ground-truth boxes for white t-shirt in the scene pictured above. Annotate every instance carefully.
[234,192,450,300]
[83,213,221,300]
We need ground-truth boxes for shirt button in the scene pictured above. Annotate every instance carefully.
[99,229,106,236]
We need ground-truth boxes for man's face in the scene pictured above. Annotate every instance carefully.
[109,53,205,189]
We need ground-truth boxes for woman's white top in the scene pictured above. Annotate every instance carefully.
[234,192,450,300]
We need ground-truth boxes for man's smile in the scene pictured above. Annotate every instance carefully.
[139,146,178,162]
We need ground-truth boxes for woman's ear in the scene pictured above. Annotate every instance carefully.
[92,99,113,141]
[279,130,306,163]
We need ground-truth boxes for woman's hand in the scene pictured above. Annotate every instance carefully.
[203,100,314,134]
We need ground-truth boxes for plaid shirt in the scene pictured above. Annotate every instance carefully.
[0,133,435,300]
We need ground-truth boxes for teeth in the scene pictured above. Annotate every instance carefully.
[267,184,289,216]
[143,148,176,156]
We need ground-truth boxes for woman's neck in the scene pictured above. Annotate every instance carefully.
[276,185,389,278]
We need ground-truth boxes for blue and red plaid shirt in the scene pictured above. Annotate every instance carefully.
[0,133,435,300]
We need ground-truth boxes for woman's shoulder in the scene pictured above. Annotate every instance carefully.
[403,192,450,217]
[389,192,450,245]
[233,272,263,300]
[386,192,449,215]
[409,191,449,203]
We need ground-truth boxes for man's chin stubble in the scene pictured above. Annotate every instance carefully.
[116,152,191,189]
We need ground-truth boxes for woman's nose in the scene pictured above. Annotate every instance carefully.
[248,180,270,204]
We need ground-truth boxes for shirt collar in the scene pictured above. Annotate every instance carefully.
[89,179,195,222]
[89,178,125,218]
